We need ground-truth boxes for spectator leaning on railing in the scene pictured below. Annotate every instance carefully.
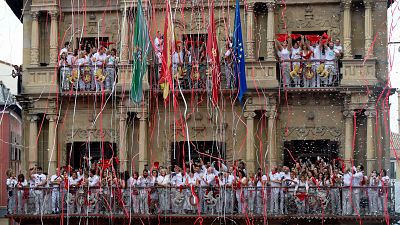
[5,157,394,217]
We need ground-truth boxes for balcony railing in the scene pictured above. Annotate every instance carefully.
[6,186,396,218]
[59,65,117,92]
[279,59,341,88]
[150,62,234,91]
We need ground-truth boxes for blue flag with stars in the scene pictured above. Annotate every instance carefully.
[233,0,247,103]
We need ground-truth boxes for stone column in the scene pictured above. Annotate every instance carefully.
[137,112,149,171]
[49,11,59,66]
[365,110,376,174]
[364,0,373,56]
[119,113,128,171]
[342,0,352,59]
[28,115,39,168]
[46,115,57,174]
[120,8,129,64]
[244,111,256,173]
[266,1,275,60]
[267,111,277,167]
[30,11,40,66]
[343,110,354,168]
[246,2,255,60]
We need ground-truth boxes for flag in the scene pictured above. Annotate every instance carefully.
[206,0,220,105]
[233,0,247,102]
[159,0,174,100]
[130,0,150,103]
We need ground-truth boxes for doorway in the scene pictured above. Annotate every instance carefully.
[66,142,117,169]
[283,140,338,167]
[170,141,225,170]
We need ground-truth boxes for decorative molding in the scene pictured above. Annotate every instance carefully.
[244,111,256,119]
[65,129,118,143]
[283,126,342,141]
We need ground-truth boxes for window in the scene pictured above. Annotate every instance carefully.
[390,161,396,179]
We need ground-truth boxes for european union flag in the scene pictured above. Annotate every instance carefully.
[233,0,247,103]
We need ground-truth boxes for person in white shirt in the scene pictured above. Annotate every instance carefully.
[16,174,28,214]
[310,39,323,87]
[377,170,390,214]
[127,172,140,214]
[235,170,248,214]
[368,170,379,214]
[352,165,364,215]
[92,46,107,91]
[183,170,197,213]
[322,41,339,86]
[105,48,117,91]
[224,40,233,88]
[50,168,62,214]
[280,166,291,214]
[154,31,163,81]
[31,167,47,215]
[172,45,184,80]
[220,170,234,214]
[171,166,186,213]
[342,168,352,215]
[275,39,294,87]
[156,168,170,213]
[255,168,268,215]
[294,174,309,214]
[6,169,17,214]
[333,38,343,58]
[138,169,153,214]
[269,167,281,214]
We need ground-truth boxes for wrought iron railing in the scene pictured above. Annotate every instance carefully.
[278,59,341,88]
[150,62,234,91]
[58,65,117,92]
[6,186,395,217]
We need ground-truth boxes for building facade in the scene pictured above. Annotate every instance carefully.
[0,81,22,213]
[7,0,396,224]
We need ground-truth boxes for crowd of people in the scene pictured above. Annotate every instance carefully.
[58,42,118,92]
[5,157,392,216]
[276,35,343,88]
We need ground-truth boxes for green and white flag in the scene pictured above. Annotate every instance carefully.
[130,0,150,103]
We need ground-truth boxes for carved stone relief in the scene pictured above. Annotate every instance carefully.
[65,128,118,143]
[282,126,342,142]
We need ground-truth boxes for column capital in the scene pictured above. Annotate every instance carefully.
[49,10,59,18]
[247,2,255,11]
[136,112,149,120]
[118,113,129,121]
[31,11,39,20]
[363,0,374,8]
[244,111,256,119]
[342,0,352,8]
[28,115,39,122]
[46,114,58,122]
[266,110,277,119]
[266,1,276,12]
[342,110,354,118]
[364,110,376,118]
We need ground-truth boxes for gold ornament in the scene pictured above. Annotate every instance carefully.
[290,64,301,79]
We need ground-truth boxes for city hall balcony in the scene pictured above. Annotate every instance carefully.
[6,186,398,223]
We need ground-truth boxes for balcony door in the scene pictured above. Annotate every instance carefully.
[283,139,338,168]
[66,142,117,170]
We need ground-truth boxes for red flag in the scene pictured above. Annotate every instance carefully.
[206,0,220,105]
[159,0,174,100]
[276,33,288,42]
[290,34,301,40]
[305,35,320,44]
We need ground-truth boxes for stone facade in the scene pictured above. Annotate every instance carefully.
[16,0,391,176]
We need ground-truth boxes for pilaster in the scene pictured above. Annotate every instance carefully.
[246,2,255,61]
[137,112,149,171]
[30,11,39,66]
[342,0,352,59]
[244,111,256,174]
[266,1,276,60]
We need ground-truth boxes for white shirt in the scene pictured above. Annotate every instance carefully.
[310,45,321,60]
[291,47,301,60]
[171,172,185,186]
[325,47,336,61]
[279,48,291,61]
[88,175,100,187]
[269,172,281,187]
[138,176,153,187]
[343,172,352,186]
[93,52,107,66]
[68,177,81,186]
[154,37,161,52]
[257,175,268,187]
[334,45,342,55]
[172,52,183,65]
[6,178,17,188]
[127,177,137,188]
[50,175,62,187]
[156,174,170,186]
[106,55,116,66]
[352,171,364,186]
[34,173,47,187]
